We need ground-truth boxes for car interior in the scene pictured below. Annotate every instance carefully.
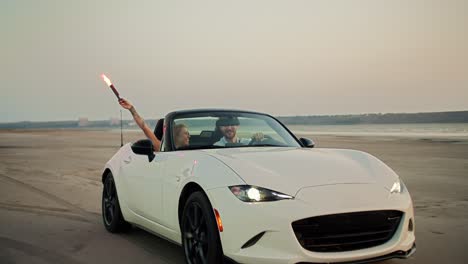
[153,118,223,148]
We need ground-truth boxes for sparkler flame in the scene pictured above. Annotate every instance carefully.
[101,74,112,86]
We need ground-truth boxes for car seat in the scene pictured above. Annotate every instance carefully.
[154,118,164,140]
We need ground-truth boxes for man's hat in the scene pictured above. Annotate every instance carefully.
[216,116,240,126]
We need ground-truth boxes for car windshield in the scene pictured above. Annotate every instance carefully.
[172,112,301,150]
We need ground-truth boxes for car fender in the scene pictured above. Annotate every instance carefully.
[163,151,246,232]
[102,143,134,222]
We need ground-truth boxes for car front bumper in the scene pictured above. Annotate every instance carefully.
[206,184,416,264]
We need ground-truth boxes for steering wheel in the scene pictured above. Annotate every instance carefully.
[248,134,273,145]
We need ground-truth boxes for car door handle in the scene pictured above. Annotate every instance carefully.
[123,156,132,164]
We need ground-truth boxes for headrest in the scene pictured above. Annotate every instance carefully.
[154,118,164,140]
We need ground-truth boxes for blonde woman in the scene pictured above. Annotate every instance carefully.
[118,98,190,151]
[173,123,190,149]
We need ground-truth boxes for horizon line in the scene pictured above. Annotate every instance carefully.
[1,109,467,124]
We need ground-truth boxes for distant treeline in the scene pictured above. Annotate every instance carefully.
[277,111,468,125]
[1,111,467,129]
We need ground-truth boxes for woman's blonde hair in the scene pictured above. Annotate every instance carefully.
[174,123,188,137]
[173,123,189,148]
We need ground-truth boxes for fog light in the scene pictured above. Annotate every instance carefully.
[408,218,414,232]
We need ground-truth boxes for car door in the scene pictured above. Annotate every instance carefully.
[120,148,167,224]
[159,150,196,230]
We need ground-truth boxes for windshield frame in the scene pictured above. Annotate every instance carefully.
[164,109,303,151]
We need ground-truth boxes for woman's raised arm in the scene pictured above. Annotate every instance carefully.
[119,98,161,152]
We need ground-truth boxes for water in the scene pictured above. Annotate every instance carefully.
[288,123,468,139]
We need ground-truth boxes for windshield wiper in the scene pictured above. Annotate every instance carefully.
[176,144,289,151]
[176,145,226,151]
[242,144,288,147]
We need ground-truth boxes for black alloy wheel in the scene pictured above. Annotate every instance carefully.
[102,173,131,232]
[182,192,223,264]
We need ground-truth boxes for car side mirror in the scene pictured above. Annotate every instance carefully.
[131,139,155,162]
[300,137,315,148]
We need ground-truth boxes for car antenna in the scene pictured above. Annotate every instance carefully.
[120,109,124,147]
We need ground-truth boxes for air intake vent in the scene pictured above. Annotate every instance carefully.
[292,210,403,252]
[241,231,266,249]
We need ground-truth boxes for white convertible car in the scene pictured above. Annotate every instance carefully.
[101,109,416,264]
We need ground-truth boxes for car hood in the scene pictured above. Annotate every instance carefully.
[202,147,398,196]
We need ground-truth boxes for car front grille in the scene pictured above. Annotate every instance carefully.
[292,210,403,252]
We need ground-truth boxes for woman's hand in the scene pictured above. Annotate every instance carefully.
[118,98,133,110]
[119,97,160,151]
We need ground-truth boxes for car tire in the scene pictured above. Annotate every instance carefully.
[182,191,223,264]
[102,172,131,233]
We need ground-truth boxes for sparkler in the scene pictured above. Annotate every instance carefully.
[101,73,124,147]
[101,74,121,100]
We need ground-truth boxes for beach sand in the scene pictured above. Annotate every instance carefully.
[0,129,467,263]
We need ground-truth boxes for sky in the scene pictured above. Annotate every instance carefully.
[1,0,467,122]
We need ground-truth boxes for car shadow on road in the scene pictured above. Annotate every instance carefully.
[119,227,238,264]
[119,227,185,264]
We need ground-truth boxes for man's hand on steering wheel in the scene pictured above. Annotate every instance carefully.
[249,133,281,146]
[249,132,274,145]
[251,132,265,142]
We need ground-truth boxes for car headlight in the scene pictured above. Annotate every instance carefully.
[390,178,404,194]
[229,185,293,202]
